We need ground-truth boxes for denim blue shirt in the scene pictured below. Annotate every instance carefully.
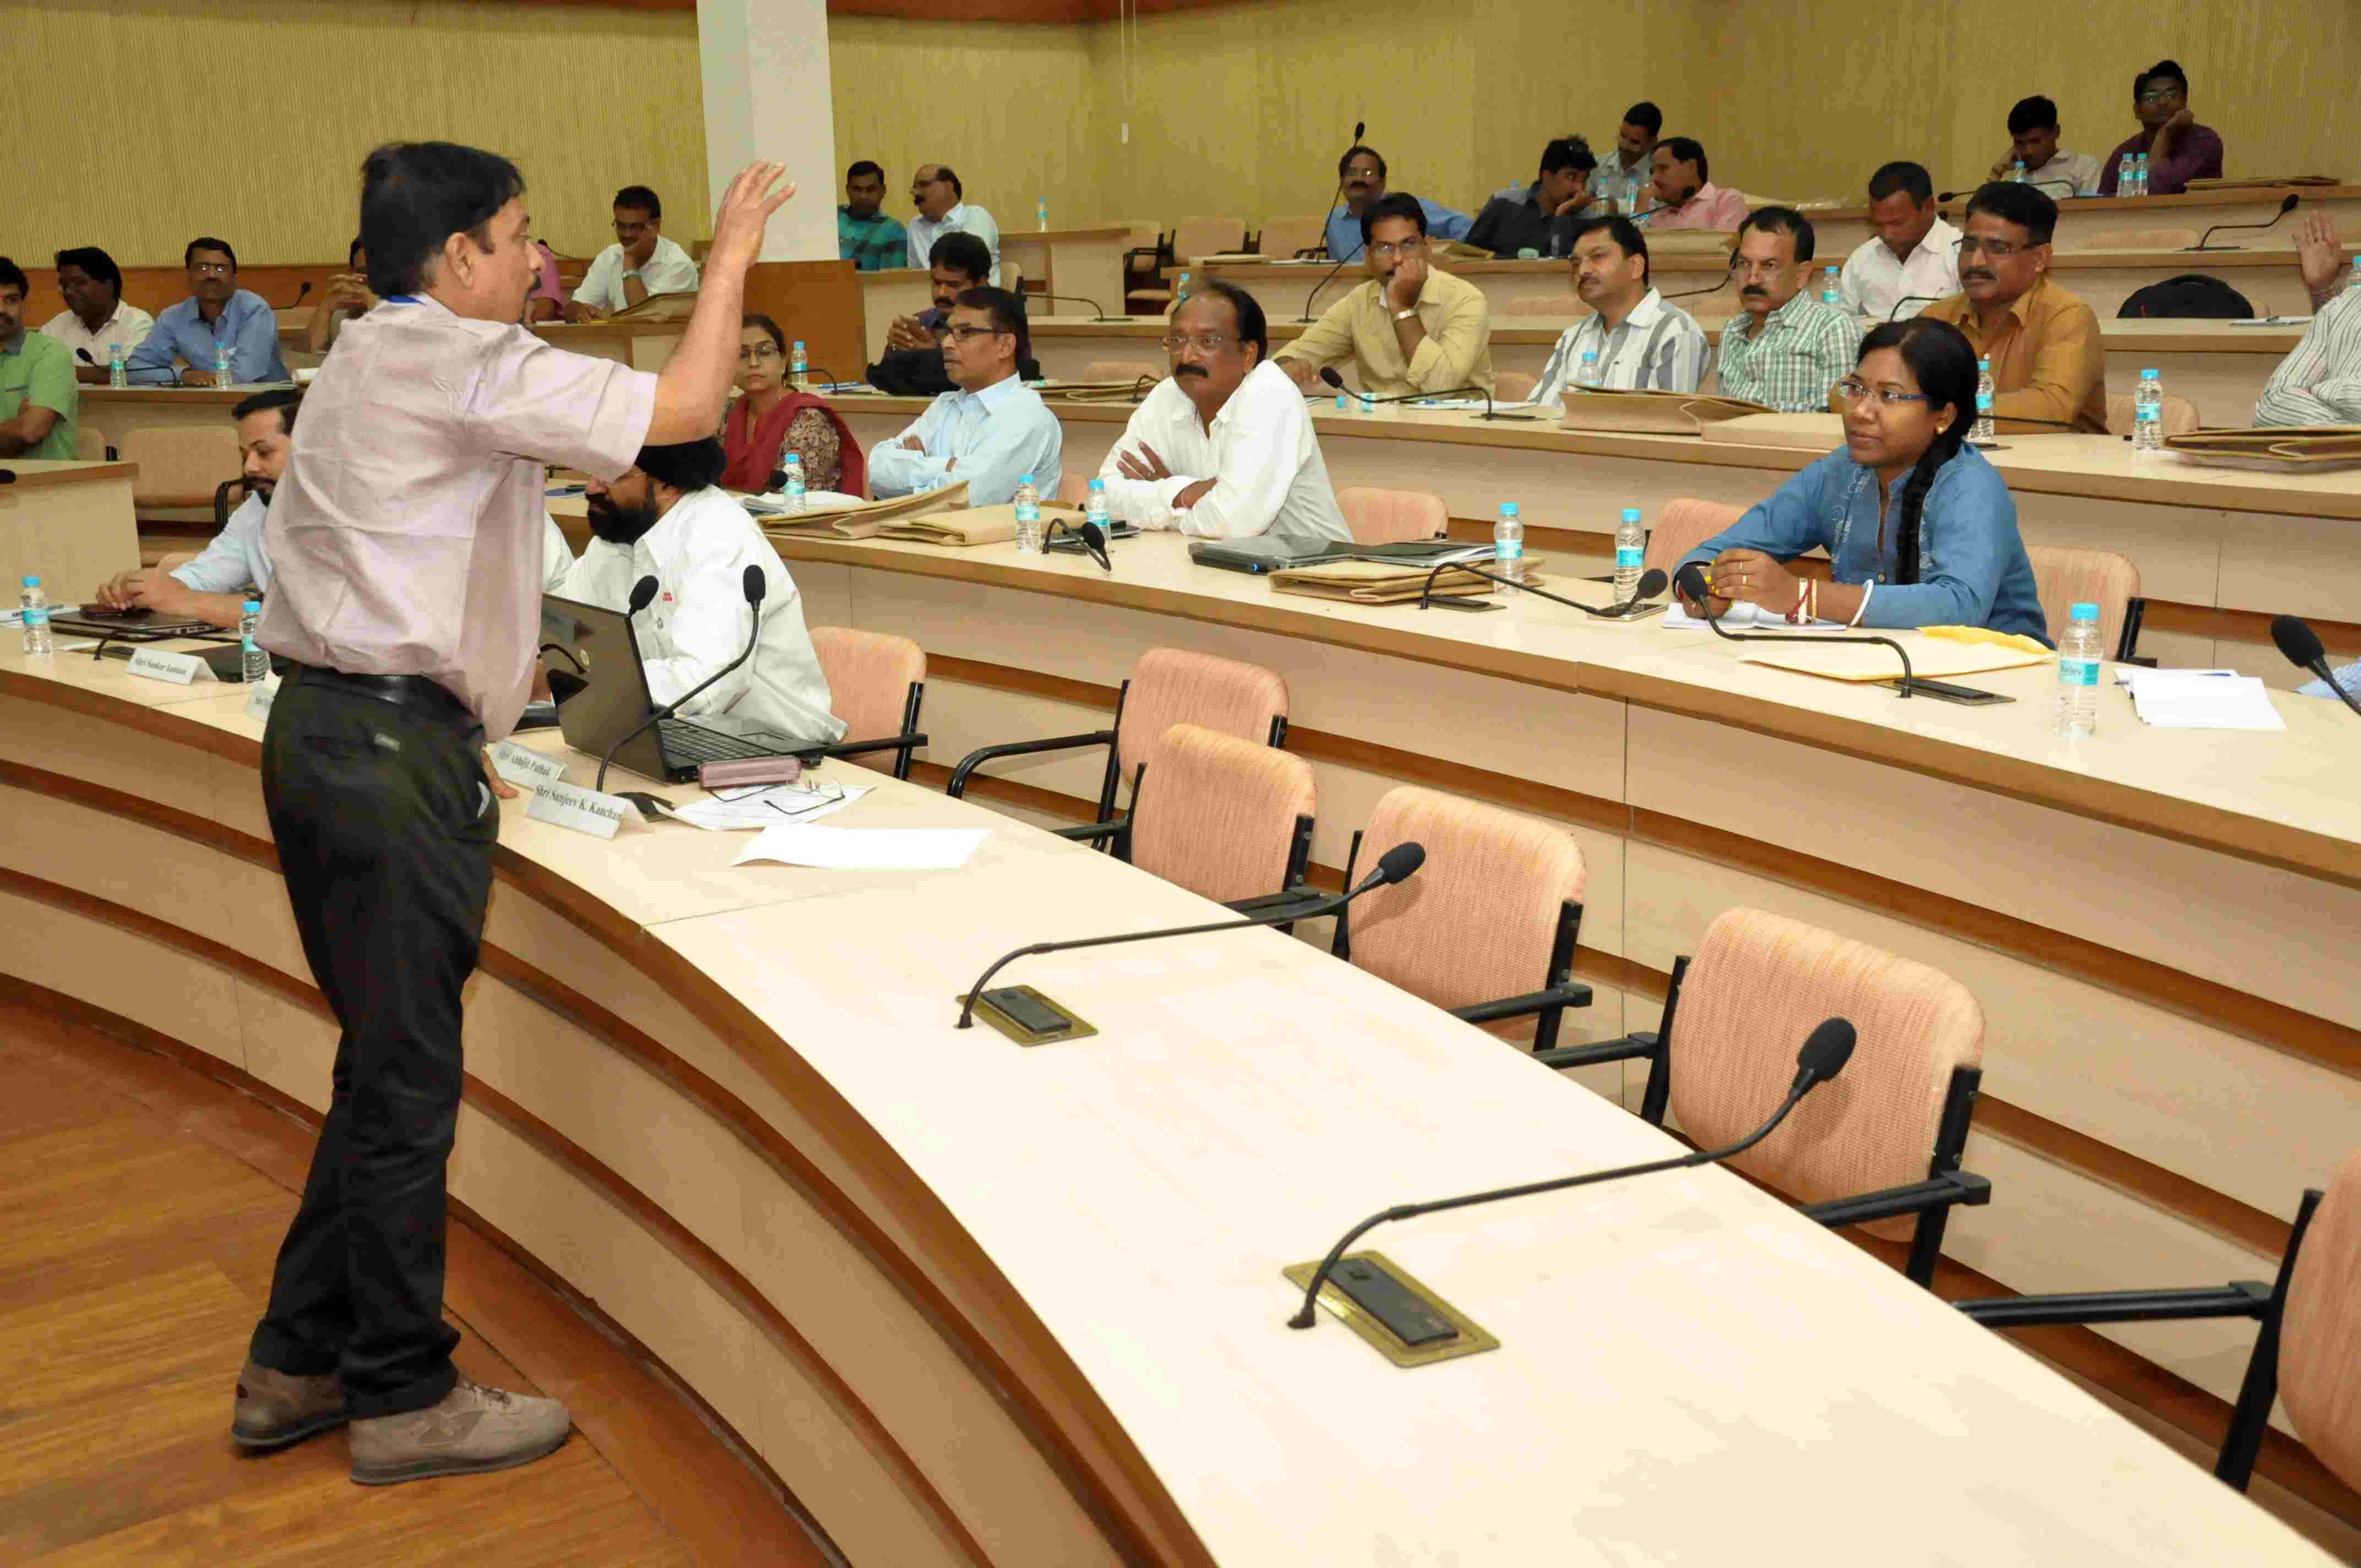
[1677,444,2050,644]
[124,290,288,384]
[1323,198,1472,263]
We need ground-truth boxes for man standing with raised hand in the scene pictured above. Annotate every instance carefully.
[234,140,793,1487]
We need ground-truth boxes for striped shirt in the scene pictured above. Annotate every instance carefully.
[838,206,910,273]
[1527,288,1710,404]
[2255,290,2361,426]
[1715,292,1861,411]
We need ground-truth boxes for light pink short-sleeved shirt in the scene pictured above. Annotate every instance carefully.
[257,293,655,739]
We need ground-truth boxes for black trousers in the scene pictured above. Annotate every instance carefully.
[247,671,494,1420]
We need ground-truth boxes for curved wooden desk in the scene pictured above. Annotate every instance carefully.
[0,633,2339,1565]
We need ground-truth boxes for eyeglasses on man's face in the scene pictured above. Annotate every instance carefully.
[1835,378,1932,407]
[2136,85,2184,105]
[943,324,1009,344]
[1956,236,2028,260]
[1369,237,1426,261]
[189,261,233,277]
[612,219,653,237]
[1161,333,1236,353]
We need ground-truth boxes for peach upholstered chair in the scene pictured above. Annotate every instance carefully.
[1335,486,1448,545]
[1069,722,1319,916]
[806,628,927,778]
[2025,545,2145,661]
[1642,498,1743,580]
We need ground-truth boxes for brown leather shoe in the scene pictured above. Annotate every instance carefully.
[349,1377,571,1486]
[230,1359,347,1451]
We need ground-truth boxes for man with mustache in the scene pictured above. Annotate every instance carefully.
[1596,102,1662,214]
[886,231,992,351]
[1278,193,1496,398]
[905,164,1002,286]
[1525,215,1707,405]
[868,286,1062,505]
[0,257,78,459]
[1639,137,1747,231]
[1096,281,1349,543]
[837,159,908,273]
[558,436,842,749]
[1321,145,1472,263]
[1917,181,2107,433]
[1715,207,1859,412]
[1467,136,1600,260]
[124,237,288,386]
[1835,162,1960,324]
[42,247,153,384]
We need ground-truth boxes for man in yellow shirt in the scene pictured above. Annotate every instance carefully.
[1274,194,1495,399]
[1918,182,2106,434]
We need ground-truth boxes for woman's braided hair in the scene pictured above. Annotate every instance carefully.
[1854,316,1978,585]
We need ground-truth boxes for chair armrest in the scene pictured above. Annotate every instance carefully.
[1225,887,1334,921]
[1052,815,1128,845]
[1799,1169,1991,1229]
[1532,1029,1655,1071]
[796,732,927,763]
[1450,983,1595,1027]
[1956,1280,2271,1330]
[945,729,1117,798]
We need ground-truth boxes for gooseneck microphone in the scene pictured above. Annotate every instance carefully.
[2190,193,2301,252]
[1418,563,1668,617]
[2272,614,2361,718]
[595,566,768,791]
[1032,291,1123,323]
[1288,1018,1858,1329]
[956,842,1424,1028]
[1314,119,1368,259]
[1673,562,1918,696]
[1661,255,1738,303]
[88,345,183,385]
[277,281,313,311]
[1887,293,1941,322]
[1343,383,1537,423]
[1298,249,1359,323]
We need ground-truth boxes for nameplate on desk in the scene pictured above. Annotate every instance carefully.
[243,673,279,721]
[526,778,628,840]
[489,739,567,788]
[124,648,215,686]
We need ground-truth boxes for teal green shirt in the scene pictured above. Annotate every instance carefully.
[0,331,77,460]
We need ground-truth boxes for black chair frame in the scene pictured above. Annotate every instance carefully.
[1536,954,1992,1286]
[1328,827,1593,1051]
[795,679,927,781]
[2117,596,2150,665]
[1058,760,1324,921]
[945,676,1290,833]
[1954,1186,2324,1490]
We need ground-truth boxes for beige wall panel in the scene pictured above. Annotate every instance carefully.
[2000,494,2223,608]
[233,978,339,1109]
[1627,707,2361,1033]
[0,891,245,1068]
[921,679,1115,802]
[0,699,225,812]
[0,787,257,959]
[2218,512,2361,623]
[793,559,858,629]
[203,752,273,841]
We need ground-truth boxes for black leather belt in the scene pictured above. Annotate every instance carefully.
[290,664,474,729]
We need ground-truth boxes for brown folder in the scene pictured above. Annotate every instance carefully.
[1560,386,1775,435]
[2163,426,2361,472]
[1270,555,1549,605]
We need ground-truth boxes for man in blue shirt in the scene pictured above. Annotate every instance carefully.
[1324,145,1471,263]
[125,237,289,386]
[868,286,1060,507]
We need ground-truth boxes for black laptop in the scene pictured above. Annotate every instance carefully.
[540,594,803,784]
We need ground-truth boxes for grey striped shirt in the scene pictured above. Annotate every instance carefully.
[1528,288,1711,404]
[2256,290,2361,427]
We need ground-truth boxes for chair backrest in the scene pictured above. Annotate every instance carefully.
[2279,1147,2361,1491]
[1504,296,1579,317]
[2068,226,2202,252]
[1258,215,1327,259]
[2024,545,2141,660]
[1346,786,1586,1014]
[808,627,924,773]
[1114,646,1288,781]
[117,426,239,509]
[1643,498,1743,579]
[1667,907,1985,1232]
[1085,358,1163,385]
[1171,217,1248,264]
[1336,486,1448,546]
[1495,371,1538,401]
[74,424,107,462]
[1129,723,1314,905]
[1002,259,1025,295]
[2103,392,2199,437]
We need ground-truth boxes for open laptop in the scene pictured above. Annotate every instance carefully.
[540,593,803,784]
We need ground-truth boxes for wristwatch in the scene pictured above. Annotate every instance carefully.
[1392,306,1419,322]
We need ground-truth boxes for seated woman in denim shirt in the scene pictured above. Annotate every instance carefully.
[1675,315,2050,645]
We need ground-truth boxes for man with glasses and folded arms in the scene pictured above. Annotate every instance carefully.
[2097,60,2223,197]
[567,184,700,320]
[234,140,794,1487]
[124,237,287,386]
[1915,182,2106,433]
[867,286,1059,505]
[1275,193,1495,399]
[1096,280,1350,543]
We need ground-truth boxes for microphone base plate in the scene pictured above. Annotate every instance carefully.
[958,985,1098,1046]
[1281,1251,1499,1368]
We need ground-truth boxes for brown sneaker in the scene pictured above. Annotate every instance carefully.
[348,1376,571,1486]
[230,1359,348,1451]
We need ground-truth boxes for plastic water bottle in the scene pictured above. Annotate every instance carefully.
[789,339,808,391]
[1173,271,1192,308]
[1613,507,1645,605]
[108,342,126,388]
[19,576,52,658]
[1973,357,1995,441]
[1013,474,1042,554]
[780,452,806,512]
[2117,154,2135,195]
[1084,476,1109,533]
[239,600,268,683]
[213,344,232,389]
[2134,154,2150,197]
[2345,255,2360,295]
[2011,159,2027,184]
[1036,198,1049,232]
[2053,601,2102,737]
[1576,349,1600,388]
[1820,265,1840,307]
[2132,369,2164,454]
[1493,502,1524,597]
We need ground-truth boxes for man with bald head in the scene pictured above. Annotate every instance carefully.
[905,164,1002,285]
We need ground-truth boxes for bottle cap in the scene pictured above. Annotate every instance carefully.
[21,575,37,586]
[242,600,262,612]
[2070,601,2099,620]
[793,340,805,349]
[1019,474,1035,484]
[2141,368,2158,378]
[1621,508,1641,522]
[1500,502,1520,516]
[1087,476,1106,489]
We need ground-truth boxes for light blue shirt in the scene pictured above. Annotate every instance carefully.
[125,290,288,384]
[1323,198,1472,263]
[171,492,273,594]
[2300,666,2360,702]
[866,373,1062,508]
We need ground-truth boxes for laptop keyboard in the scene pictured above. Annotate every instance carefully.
[657,718,781,764]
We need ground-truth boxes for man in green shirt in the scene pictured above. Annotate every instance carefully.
[836,160,908,273]
[0,258,78,460]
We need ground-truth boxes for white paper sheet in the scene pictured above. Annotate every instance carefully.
[2125,671,2286,729]
[1662,598,1848,631]
[733,824,988,870]
[653,782,868,830]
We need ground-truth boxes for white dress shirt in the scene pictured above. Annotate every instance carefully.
[905,202,1003,286]
[1838,217,1962,323]
[39,303,155,368]
[1095,361,1350,542]
[572,236,702,313]
[867,372,1062,507]
[2020,151,2104,199]
[557,486,844,745]
[1528,288,1711,404]
[181,492,573,597]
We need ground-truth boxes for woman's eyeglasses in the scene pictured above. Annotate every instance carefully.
[1835,378,1932,407]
